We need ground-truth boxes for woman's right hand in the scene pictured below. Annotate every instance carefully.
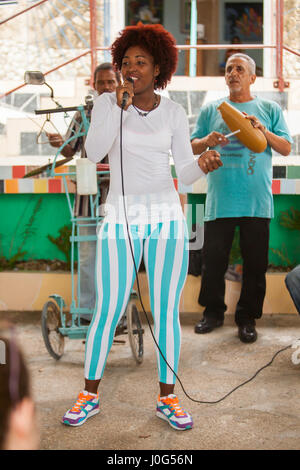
[116,79,134,110]
[198,149,223,174]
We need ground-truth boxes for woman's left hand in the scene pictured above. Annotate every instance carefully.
[198,150,223,174]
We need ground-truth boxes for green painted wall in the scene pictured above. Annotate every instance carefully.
[0,192,299,268]
[0,194,74,263]
[187,193,300,267]
[269,195,300,267]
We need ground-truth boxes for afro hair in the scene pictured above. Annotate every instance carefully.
[111,23,178,90]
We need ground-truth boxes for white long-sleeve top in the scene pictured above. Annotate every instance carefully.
[85,92,204,224]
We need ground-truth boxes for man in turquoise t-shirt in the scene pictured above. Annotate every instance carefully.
[192,53,292,343]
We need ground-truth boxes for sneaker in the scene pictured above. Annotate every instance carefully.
[62,390,100,426]
[156,394,193,431]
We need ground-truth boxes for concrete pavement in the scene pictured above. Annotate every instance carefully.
[2,311,300,450]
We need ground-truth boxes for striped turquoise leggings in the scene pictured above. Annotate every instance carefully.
[84,220,189,384]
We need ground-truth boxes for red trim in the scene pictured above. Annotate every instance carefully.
[48,179,61,193]
[272,180,281,194]
[12,166,26,178]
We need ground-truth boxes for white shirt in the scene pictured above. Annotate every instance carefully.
[85,92,204,224]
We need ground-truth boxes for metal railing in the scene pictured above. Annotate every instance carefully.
[0,47,110,99]
[0,0,299,99]
[0,0,49,25]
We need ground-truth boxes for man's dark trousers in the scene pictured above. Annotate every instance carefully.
[199,217,270,326]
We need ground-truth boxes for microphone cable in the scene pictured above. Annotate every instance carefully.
[119,107,296,405]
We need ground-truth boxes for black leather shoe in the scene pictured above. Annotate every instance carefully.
[194,318,224,334]
[238,325,257,343]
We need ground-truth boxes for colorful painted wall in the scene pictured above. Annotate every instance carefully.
[0,172,299,268]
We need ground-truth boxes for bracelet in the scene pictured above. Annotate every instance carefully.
[197,147,209,167]
[199,146,209,158]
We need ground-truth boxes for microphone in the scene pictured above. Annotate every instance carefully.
[121,77,134,109]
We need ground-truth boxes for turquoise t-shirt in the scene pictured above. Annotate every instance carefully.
[191,96,293,221]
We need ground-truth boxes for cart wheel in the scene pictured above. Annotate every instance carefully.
[126,300,144,364]
[41,300,65,360]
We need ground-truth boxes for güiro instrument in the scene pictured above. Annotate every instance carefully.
[218,101,267,153]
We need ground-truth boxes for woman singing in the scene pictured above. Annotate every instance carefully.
[62,23,221,431]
